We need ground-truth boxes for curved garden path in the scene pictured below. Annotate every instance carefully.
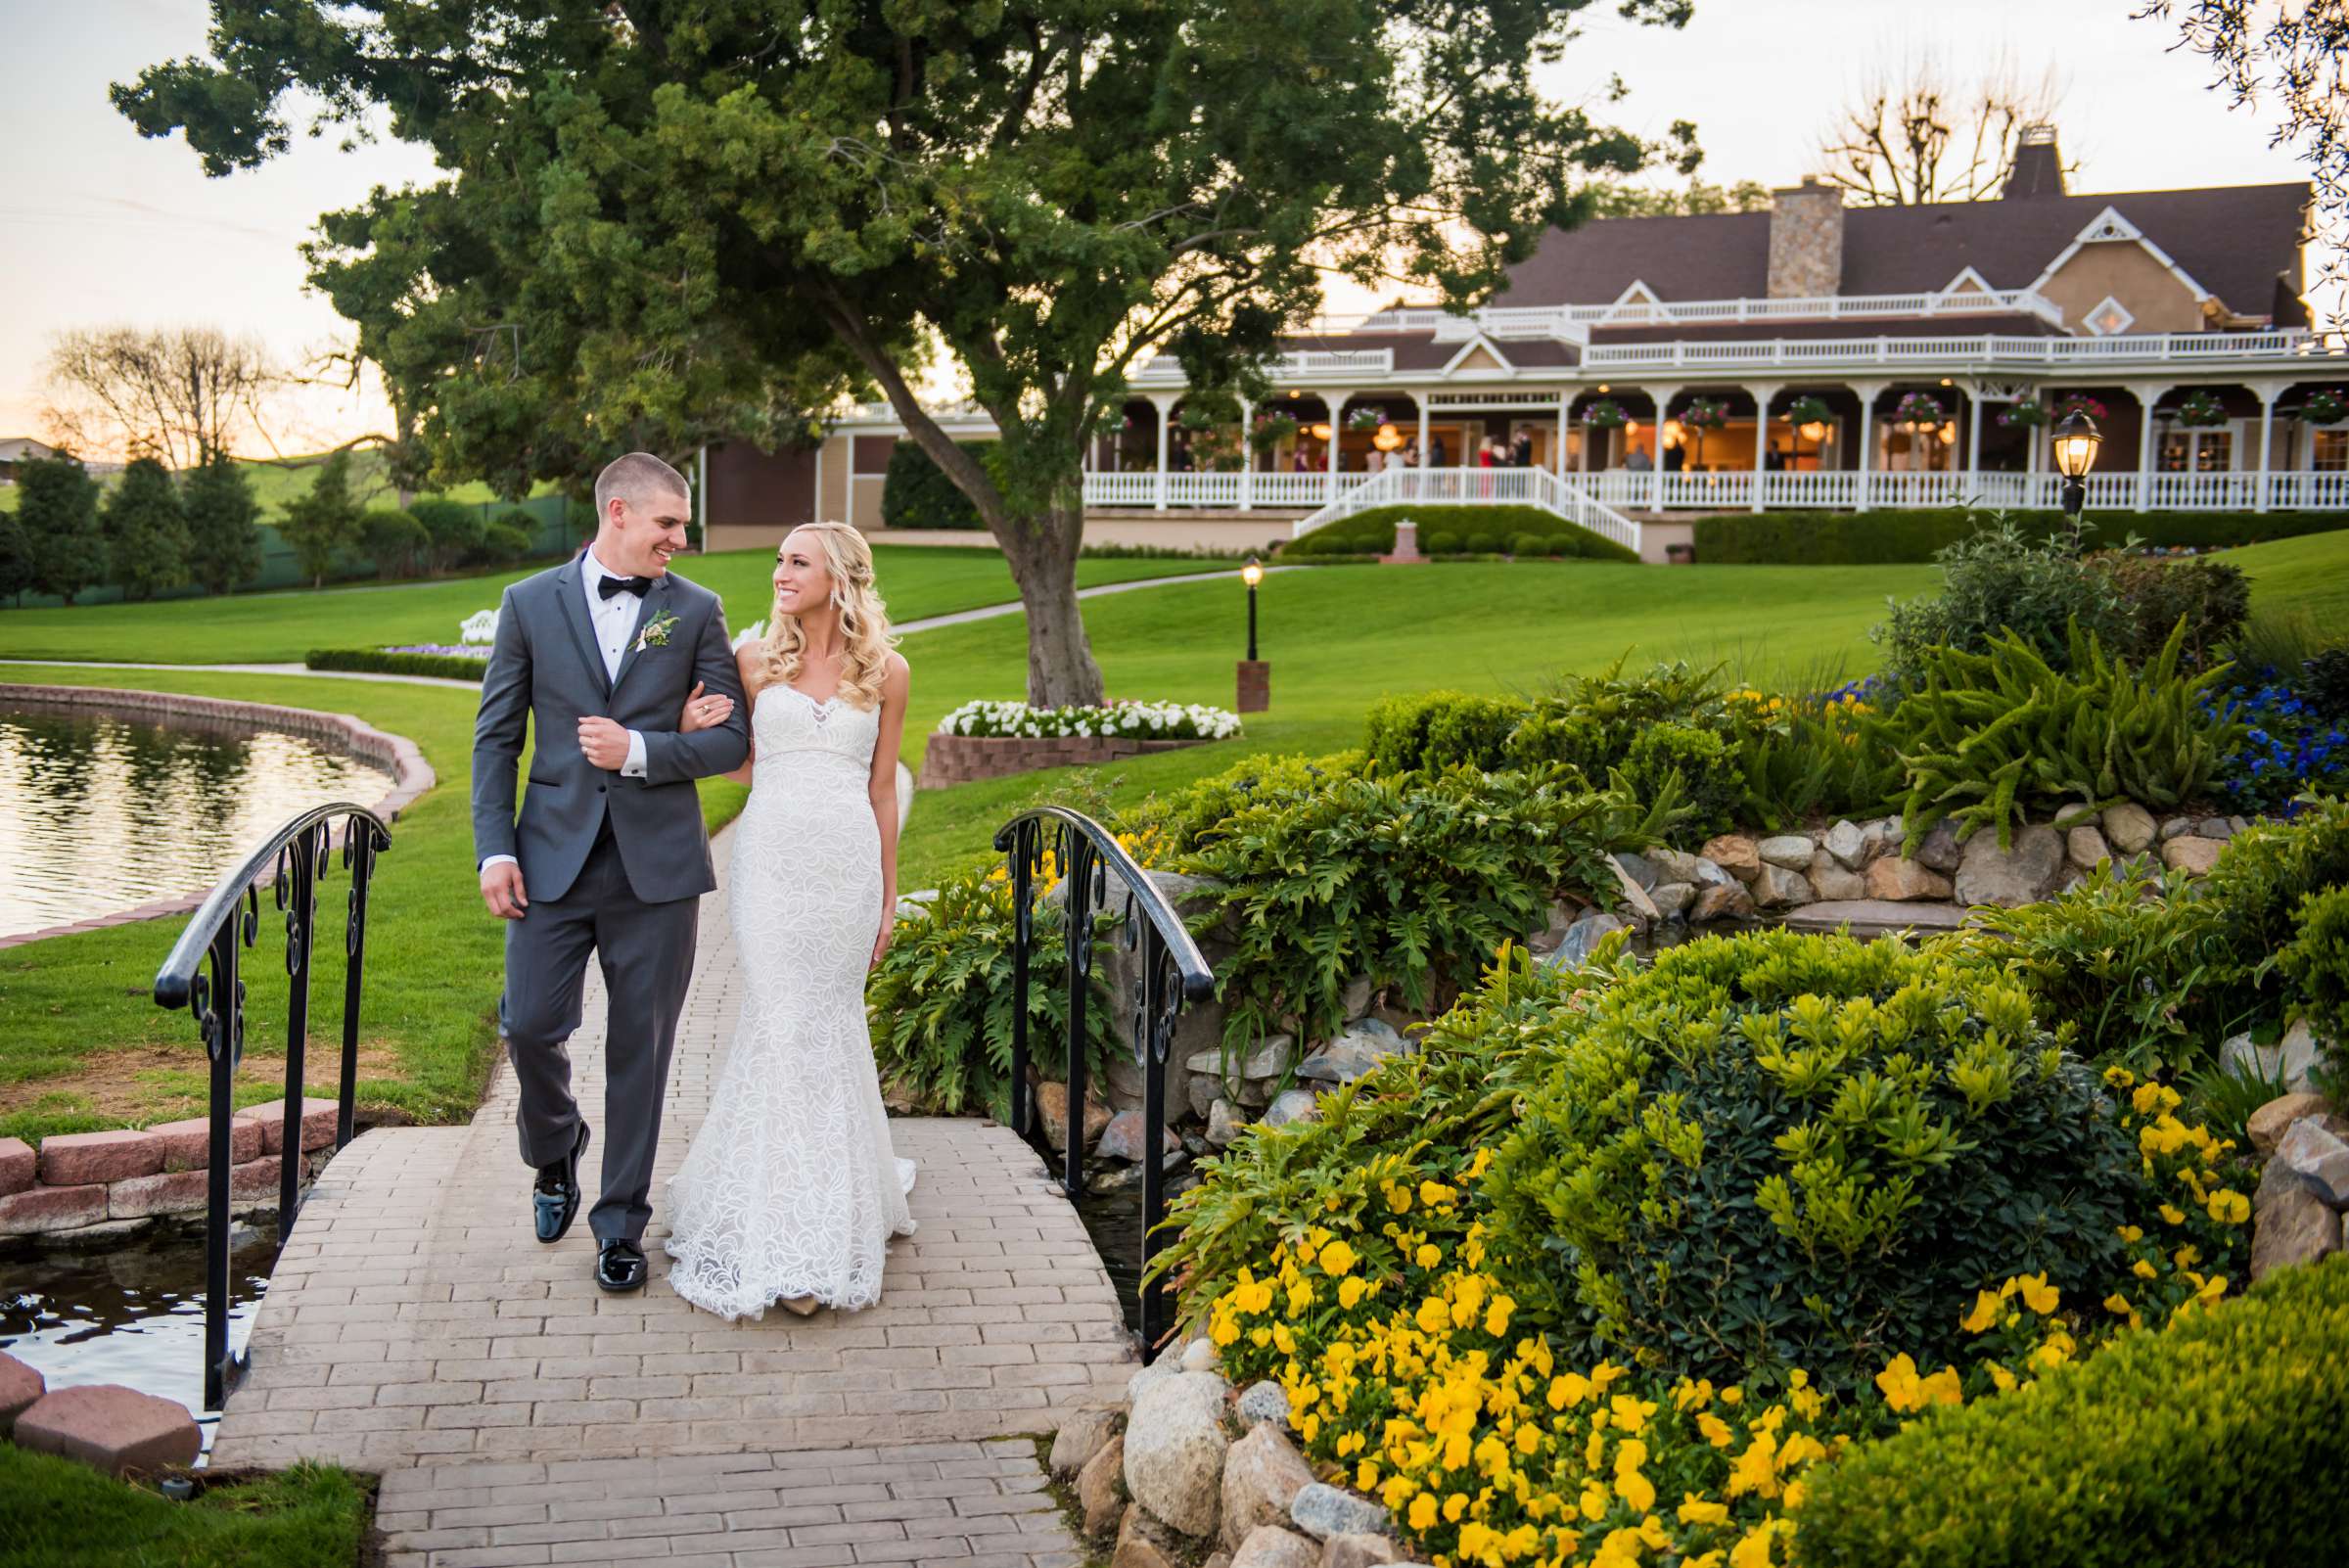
[215,821,1127,1567]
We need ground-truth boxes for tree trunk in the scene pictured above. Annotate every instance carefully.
[996,499,1105,708]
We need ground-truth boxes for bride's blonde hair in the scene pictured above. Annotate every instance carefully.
[759,522,896,709]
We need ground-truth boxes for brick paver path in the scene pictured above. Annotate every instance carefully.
[211,828,1133,1566]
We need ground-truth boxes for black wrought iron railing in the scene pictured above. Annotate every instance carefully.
[993,807,1215,1360]
[152,803,392,1409]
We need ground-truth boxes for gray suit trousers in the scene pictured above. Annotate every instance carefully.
[500,825,699,1245]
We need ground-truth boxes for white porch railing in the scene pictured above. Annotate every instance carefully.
[1580,329,2323,373]
[1348,290,2066,338]
[1576,468,2308,513]
[2271,472,2349,510]
[1286,466,1645,557]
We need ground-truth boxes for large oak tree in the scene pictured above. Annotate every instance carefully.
[118,1,1690,703]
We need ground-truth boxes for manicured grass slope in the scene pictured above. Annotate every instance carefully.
[0,1447,370,1568]
[0,544,1201,665]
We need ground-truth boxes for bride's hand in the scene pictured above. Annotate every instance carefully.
[870,908,896,971]
[677,681,733,733]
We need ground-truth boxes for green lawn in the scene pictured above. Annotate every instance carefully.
[0,544,1214,666]
[0,1448,369,1568]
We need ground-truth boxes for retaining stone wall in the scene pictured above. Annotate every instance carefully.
[920,729,1216,788]
[0,1099,341,1238]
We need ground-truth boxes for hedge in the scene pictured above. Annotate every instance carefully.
[880,439,990,530]
[1792,1255,2349,1568]
[305,648,489,681]
[1693,507,2346,565]
[1285,503,1640,563]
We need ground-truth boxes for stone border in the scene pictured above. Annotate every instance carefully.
[0,1098,340,1238]
[920,728,1218,788]
[0,685,435,952]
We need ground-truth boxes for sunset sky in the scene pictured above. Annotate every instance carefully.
[0,0,2331,459]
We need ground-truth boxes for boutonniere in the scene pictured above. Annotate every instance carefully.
[634,610,679,652]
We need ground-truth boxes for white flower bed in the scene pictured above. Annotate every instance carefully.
[936,699,1242,741]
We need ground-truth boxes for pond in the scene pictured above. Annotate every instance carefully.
[0,700,393,943]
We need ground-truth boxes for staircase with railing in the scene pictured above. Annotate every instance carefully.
[1290,465,1647,558]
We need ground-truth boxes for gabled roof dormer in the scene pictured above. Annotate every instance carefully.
[2028,205,2214,308]
[1441,336,1517,376]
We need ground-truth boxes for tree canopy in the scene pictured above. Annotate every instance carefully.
[119,0,1694,701]
[101,456,192,603]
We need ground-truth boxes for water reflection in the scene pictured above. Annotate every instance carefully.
[0,701,392,941]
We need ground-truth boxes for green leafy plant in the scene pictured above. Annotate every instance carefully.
[2169,796,2349,1044]
[1622,721,1741,841]
[2280,884,2349,1090]
[1874,521,2132,687]
[1732,693,1903,833]
[1698,507,2340,566]
[2089,550,2250,669]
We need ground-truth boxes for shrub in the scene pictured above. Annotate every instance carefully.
[1464,531,1497,555]
[181,451,264,595]
[101,455,190,602]
[1885,622,2233,852]
[2171,796,2349,1043]
[1483,930,2145,1392]
[1127,749,1366,857]
[2089,551,2249,669]
[1965,862,2203,1071]
[1423,530,1457,555]
[305,647,489,681]
[1695,506,2344,566]
[1363,690,1525,774]
[2208,659,2349,815]
[408,497,484,571]
[473,519,531,565]
[277,451,363,589]
[1510,530,1551,558]
[1733,690,1902,833]
[2280,887,2349,1089]
[1792,1257,2349,1568]
[1621,721,1740,841]
[1873,521,2130,687]
[881,438,990,530]
[360,506,432,578]
[1289,503,1640,563]
[17,450,108,606]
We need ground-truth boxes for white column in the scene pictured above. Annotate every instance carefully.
[1326,390,1353,505]
[1555,390,1572,480]
[1417,397,1431,471]
[1237,396,1254,511]
[1748,382,1781,513]
[2254,383,2283,514]
[1643,384,1680,514]
[2132,384,2172,514]
[1150,392,1177,511]
[696,442,709,549]
[1965,384,1984,489]
[1851,380,1886,510]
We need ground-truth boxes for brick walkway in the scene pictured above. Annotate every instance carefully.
[211,828,1132,1566]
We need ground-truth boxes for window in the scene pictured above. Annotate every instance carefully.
[2159,427,2235,473]
[2083,296,2136,337]
[2316,430,2348,473]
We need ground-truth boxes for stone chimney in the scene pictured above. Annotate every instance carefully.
[1767,176,1844,299]
[2003,124,2067,199]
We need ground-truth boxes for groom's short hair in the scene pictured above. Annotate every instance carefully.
[594,451,689,522]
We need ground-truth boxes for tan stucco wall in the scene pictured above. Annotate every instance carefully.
[817,433,852,522]
[2039,243,2205,335]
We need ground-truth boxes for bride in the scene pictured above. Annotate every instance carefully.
[662,521,917,1319]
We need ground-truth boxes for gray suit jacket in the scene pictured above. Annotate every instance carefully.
[471,555,751,905]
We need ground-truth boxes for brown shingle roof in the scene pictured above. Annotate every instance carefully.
[1588,312,2059,345]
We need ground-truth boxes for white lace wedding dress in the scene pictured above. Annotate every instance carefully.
[664,684,916,1319]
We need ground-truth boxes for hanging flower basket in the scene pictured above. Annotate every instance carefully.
[1679,397,1731,433]
[1783,394,1832,427]
[1249,412,1301,452]
[2298,388,2349,426]
[1583,398,1627,430]
[2173,390,2230,428]
[1346,405,1387,432]
[2050,394,2108,422]
[1998,397,2050,429]
[1893,391,1946,428]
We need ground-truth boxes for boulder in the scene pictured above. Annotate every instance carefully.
[1649,882,1695,920]
[1105,1056,1152,1115]
[1114,1501,1191,1568]
[1207,1099,1248,1148]
[1614,851,1660,891]
[1323,1536,1408,1568]
[1540,910,1628,971]
[2160,836,2225,876]
[1750,863,1815,909]
[1296,1022,1412,1085]
[1806,852,1868,902]
[1865,855,1953,902]
[1236,1380,1292,1428]
[1699,835,1762,883]
[1186,1036,1297,1087]
[1181,1337,1221,1373]
[1858,816,1903,862]
[2251,1159,2341,1282]
[2066,824,2112,871]
[1053,1407,1123,1479]
[1080,1434,1128,1539]
[1124,1371,1232,1539]
[1650,848,1735,889]
[1690,882,1755,923]
[1290,1483,1391,1542]
[2160,816,2193,841]
[1264,1090,1320,1129]
[2101,803,2156,854]
[2198,816,2236,840]
[1098,1111,1184,1165]
[1913,821,1963,873]
[1189,1072,1225,1121]
[1339,975,1375,1020]
[1037,1083,1114,1153]
[2222,1020,2323,1096]
[1609,857,1661,925]
[2278,1119,2349,1208]
[1093,1152,1188,1194]
[1757,834,1815,870]
[15,1384,201,1477]
[1221,1425,1320,1550]
[1822,820,1869,871]
[2247,1093,2340,1157]
[0,1352,43,1439]
[1230,1527,1322,1568]
[1954,824,2064,909]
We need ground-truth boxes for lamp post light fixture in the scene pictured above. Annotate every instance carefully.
[2051,407,2103,550]
[1236,556,1269,713]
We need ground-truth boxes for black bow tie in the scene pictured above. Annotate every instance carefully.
[598,574,653,600]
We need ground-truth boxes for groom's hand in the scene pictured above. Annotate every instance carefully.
[482,861,530,920]
[577,716,630,770]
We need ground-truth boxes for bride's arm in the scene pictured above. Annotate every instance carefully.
[698,647,762,785]
[868,653,911,969]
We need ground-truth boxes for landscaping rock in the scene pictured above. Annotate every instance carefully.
[107,1169,210,1222]
[1092,1151,1188,1194]
[1054,1407,1123,1479]
[1322,1535,1408,1568]
[1610,857,1661,924]
[1699,835,1762,882]
[1340,975,1375,1020]
[2248,1093,2339,1156]
[1614,851,1660,891]
[1954,824,2063,909]
[2251,1160,2340,1281]
[0,1137,33,1197]
[1541,910,1627,970]
[1264,1089,1320,1129]
[0,1183,108,1234]
[1650,848,1734,888]
[2160,836,2225,875]
[1291,1483,1391,1542]
[1757,834,1815,870]
[2160,816,2192,841]
[38,1130,161,1187]
[241,1097,340,1156]
[1222,1425,1320,1550]
[1649,882,1695,920]
[1182,1337,1221,1374]
[1822,820,1868,871]
[1691,882,1755,923]
[0,1352,42,1438]
[1186,1036,1297,1087]
[2101,803,2156,854]
[1231,1527,1322,1568]
[2198,816,2235,840]
[15,1384,201,1477]
[1913,821,1963,873]
[2222,1021,2323,1096]
[1237,1380,1292,1428]
[2279,1119,2349,1208]
[1806,852,1868,902]
[1858,816,1903,861]
[1784,899,1968,933]
[1038,1083,1115,1153]
[1207,1099,1248,1148]
[1098,1111,1183,1165]
[1296,1021,1411,1085]
[1114,1501,1190,1568]
[2066,824,2112,871]
[1750,863,1815,909]
[1105,1056,1152,1116]
[1080,1435,1128,1539]
[1865,855,1954,902]
[1125,1371,1232,1539]
[1190,1073,1225,1121]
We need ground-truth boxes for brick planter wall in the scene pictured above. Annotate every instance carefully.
[919,729,1221,788]
[0,1099,342,1238]
[0,686,435,951]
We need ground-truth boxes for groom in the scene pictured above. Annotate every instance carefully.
[471,452,750,1292]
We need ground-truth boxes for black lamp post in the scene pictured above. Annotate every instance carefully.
[1236,556,1267,713]
[2051,407,2103,551]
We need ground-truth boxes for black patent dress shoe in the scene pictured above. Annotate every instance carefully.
[532,1122,590,1243]
[595,1238,648,1293]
